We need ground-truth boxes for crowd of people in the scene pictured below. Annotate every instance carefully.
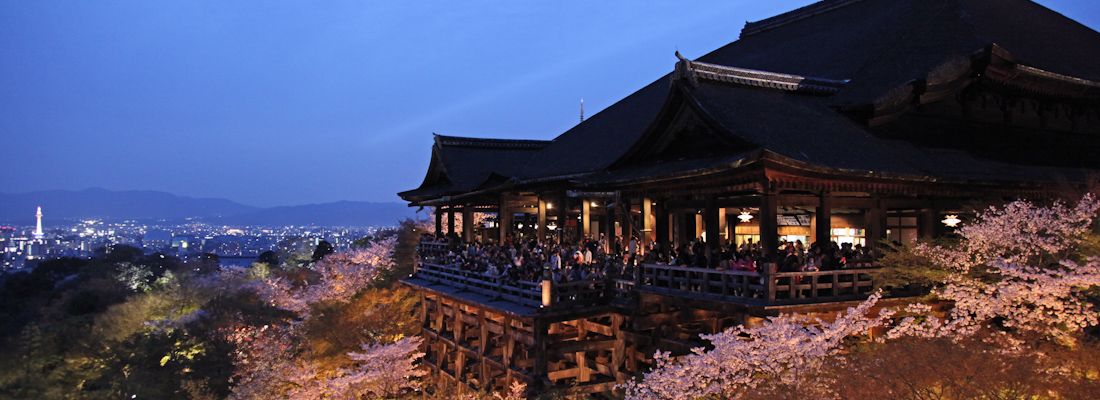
[419,233,624,287]
[670,237,877,274]
[419,232,878,286]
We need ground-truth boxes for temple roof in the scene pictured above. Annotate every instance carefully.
[652,78,1086,183]
[402,0,1100,203]
[512,0,1100,182]
[398,135,549,203]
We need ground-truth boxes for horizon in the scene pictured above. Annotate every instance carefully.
[2,0,1097,207]
[2,0,1100,206]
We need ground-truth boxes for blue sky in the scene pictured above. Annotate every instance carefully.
[2,1,1097,206]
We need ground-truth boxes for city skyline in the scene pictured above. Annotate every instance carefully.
[3,0,1098,207]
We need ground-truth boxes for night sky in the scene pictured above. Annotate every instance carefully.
[2,1,1098,206]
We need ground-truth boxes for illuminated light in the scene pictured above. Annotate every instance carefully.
[737,211,754,223]
[546,203,553,210]
[590,201,598,208]
[942,214,962,227]
[517,223,524,229]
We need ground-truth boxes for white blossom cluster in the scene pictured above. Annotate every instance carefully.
[898,195,1100,343]
[624,292,890,400]
[325,336,428,398]
[627,195,1100,399]
[258,236,397,317]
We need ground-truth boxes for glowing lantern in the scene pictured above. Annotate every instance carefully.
[737,211,754,223]
[942,214,961,227]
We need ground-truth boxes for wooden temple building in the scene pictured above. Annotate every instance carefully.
[398,0,1100,396]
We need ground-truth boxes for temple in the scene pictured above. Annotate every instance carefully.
[398,0,1100,396]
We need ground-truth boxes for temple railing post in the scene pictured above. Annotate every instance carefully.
[541,278,555,308]
[764,262,778,302]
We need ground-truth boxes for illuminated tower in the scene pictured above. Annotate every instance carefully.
[33,206,44,239]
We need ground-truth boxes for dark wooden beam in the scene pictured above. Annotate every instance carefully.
[760,191,778,259]
[815,193,831,245]
[705,196,720,267]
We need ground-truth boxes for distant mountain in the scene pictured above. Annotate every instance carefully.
[219,201,417,227]
[0,188,258,222]
[0,188,417,226]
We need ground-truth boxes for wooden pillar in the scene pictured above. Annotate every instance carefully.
[705,197,720,267]
[536,198,548,243]
[477,309,490,391]
[920,207,939,239]
[719,207,729,246]
[581,199,591,239]
[533,319,549,381]
[498,195,511,244]
[866,199,886,251]
[604,199,615,251]
[760,192,779,260]
[503,317,515,384]
[815,193,832,245]
[576,319,591,383]
[655,200,670,259]
[683,211,697,243]
[621,196,633,243]
[434,207,443,236]
[462,205,474,242]
[454,306,466,386]
[642,197,654,251]
[557,193,569,244]
[447,206,456,236]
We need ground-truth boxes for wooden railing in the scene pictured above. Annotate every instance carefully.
[413,241,878,309]
[414,261,609,310]
[639,264,766,299]
[637,262,877,304]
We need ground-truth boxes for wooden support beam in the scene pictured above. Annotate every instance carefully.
[497,195,508,244]
[920,207,940,239]
[557,192,569,243]
[447,206,456,236]
[622,196,633,243]
[582,199,592,239]
[705,196,720,267]
[462,204,474,242]
[503,317,515,384]
[642,197,654,251]
[435,207,443,236]
[655,200,669,259]
[611,314,625,376]
[604,200,615,252]
[760,191,779,259]
[576,319,591,383]
[866,199,886,251]
[683,211,697,243]
[815,193,832,245]
[550,338,617,354]
[537,198,548,243]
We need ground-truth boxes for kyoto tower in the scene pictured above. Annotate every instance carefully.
[33,206,44,239]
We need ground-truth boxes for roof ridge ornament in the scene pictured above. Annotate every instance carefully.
[672,52,849,95]
[672,51,700,88]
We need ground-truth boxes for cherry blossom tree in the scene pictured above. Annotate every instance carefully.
[627,194,1100,399]
[257,236,397,317]
[624,292,891,400]
[895,194,1100,344]
[324,336,427,398]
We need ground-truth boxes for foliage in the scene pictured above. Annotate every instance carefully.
[0,225,425,399]
[872,240,953,293]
